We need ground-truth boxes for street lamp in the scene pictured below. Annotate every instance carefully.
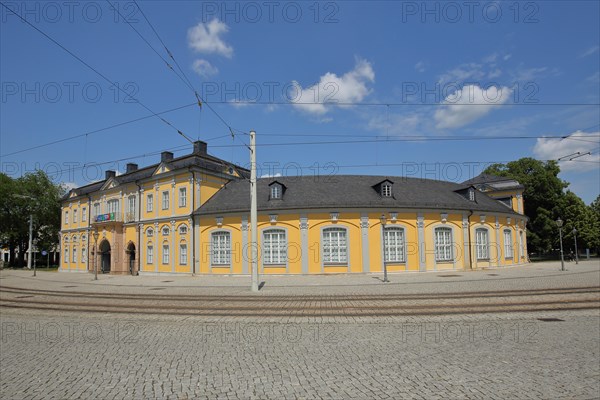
[92,229,99,280]
[573,228,579,264]
[380,214,389,283]
[556,218,565,271]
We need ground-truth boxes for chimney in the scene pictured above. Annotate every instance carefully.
[161,151,174,162]
[105,170,116,180]
[126,163,138,173]
[193,140,207,155]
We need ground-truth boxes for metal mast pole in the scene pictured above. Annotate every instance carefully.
[250,130,259,292]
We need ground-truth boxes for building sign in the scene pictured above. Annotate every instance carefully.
[95,213,115,223]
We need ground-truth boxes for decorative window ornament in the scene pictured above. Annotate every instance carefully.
[480,215,486,224]
[269,214,278,223]
[390,212,398,221]
[330,212,339,221]
[440,213,448,223]
[216,217,223,227]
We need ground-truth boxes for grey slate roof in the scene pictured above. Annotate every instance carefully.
[195,175,521,216]
[63,153,249,201]
[462,173,524,188]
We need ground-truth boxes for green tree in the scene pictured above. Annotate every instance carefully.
[485,158,568,253]
[559,191,600,255]
[0,171,65,267]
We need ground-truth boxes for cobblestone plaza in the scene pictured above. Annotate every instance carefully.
[1,261,599,399]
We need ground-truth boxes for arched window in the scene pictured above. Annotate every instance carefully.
[383,227,405,262]
[434,227,453,261]
[82,247,87,263]
[263,229,287,265]
[146,228,154,237]
[322,227,348,264]
[162,226,170,236]
[72,246,77,263]
[179,225,188,235]
[475,228,489,260]
[211,231,231,265]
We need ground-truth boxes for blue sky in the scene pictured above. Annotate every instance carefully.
[1,0,599,203]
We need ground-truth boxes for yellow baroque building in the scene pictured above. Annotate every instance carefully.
[60,141,528,275]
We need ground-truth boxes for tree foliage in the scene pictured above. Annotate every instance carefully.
[0,171,65,267]
[484,158,599,254]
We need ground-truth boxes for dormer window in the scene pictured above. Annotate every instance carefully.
[469,188,475,201]
[268,181,286,200]
[382,183,392,197]
[373,179,394,198]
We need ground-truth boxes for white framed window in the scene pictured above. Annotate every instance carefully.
[322,227,348,264]
[82,207,87,221]
[162,191,169,210]
[107,199,119,214]
[73,209,78,223]
[147,245,154,264]
[146,228,154,237]
[476,228,489,260]
[383,227,405,263]
[270,184,281,199]
[382,183,392,197]
[179,225,188,235]
[179,243,187,265]
[162,227,170,236]
[211,231,231,265]
[179,187,187,207]
[64,246,69,263]
[65,211,69,224]
[434,227,453,262]
[72,247,77,263]
[504,229,513,259]
[263,229,287,265]
[162,244,169,264]
[82,247,87,263]
[93,203,100,219]
[128,195,136,214]
[147,194,154,212]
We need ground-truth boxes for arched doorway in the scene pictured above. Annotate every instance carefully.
[99,240,111,273]
[127,242,136,275]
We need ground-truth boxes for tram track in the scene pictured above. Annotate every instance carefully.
[1,285,598,317]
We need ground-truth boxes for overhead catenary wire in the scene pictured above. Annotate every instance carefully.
[125,0,241,136]
[1,102,198,158]
[104,0,196,95]
[0,1,190,139]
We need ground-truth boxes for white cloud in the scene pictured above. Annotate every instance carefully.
[414,61,426,73]
[367,112,423,135]
[438,62,486,84]
[533,131,600,172]
[192,59,218,78]
[580,45,599,58]
[434,84,512,129]
[291,58,375,116]
[187,19,233,58]
[260,172,282,178]
[586,71,600,83]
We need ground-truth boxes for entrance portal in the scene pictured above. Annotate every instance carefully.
[99,240,111,273]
